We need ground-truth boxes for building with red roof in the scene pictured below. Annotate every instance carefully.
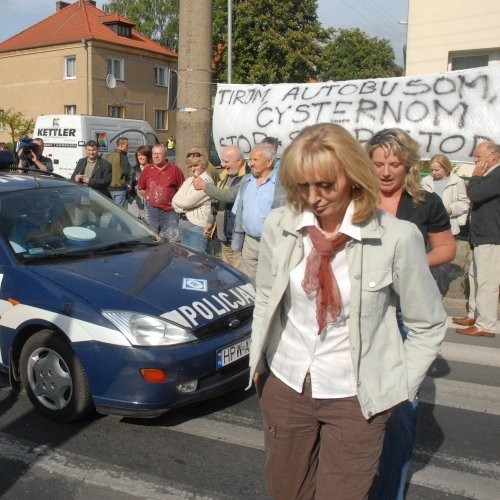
[0,0,178,144]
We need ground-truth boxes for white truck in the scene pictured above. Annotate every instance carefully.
[34,115,160,178]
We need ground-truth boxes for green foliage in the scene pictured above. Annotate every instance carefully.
[213,0,328,84]
[317,28,402,81]
[0,109,35,145]
[100,2,401,85]
[102,0,179,51]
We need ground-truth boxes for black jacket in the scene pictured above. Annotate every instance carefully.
[71,157,112,197]
[467,164,500,246]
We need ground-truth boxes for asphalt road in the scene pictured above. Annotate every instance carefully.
[0,303,499,499]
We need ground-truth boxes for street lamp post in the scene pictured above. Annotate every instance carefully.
[227,0,232,83]
[398,20,408,74]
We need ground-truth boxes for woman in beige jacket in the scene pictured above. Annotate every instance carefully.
[421,154,470,236]
[251,123,446,499]
[172,153,214,252]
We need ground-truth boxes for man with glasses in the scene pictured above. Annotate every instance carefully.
[193,145,248,267]
[137,145,184,241]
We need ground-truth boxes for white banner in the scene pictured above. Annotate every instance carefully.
[213,67,500,163]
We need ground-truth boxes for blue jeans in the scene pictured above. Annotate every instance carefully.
[179,220,208,252]
[377,310,418,500]
[145,205,179,241]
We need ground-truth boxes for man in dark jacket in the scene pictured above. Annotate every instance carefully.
[106,136,131,207]
[454,140,500,337]
[71,140,112,197]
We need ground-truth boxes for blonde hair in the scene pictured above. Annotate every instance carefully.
[279,123,379,224]
[185,155,207,171]
[429,154,452,175]
[365,128,425,204]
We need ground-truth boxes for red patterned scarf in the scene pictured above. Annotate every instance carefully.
[302,226,350,335]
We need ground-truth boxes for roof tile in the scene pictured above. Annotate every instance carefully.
[0,0,177,57]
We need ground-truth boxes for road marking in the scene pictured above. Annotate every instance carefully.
[419,378,500,415]
[0,432,225,500]
[440,339,500,367]
[409,461,500,500]
[167,416,500,499]
[169,417,264,450]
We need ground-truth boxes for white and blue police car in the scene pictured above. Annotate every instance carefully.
[0,168,253,422]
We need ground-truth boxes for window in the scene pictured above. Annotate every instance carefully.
[117,24,131,37]
[64,55,76,79]
[154,110,168,130]
[108,106,124,118]
[451,54,489,71]
[105,22,132,38]
[64,105,77,115]
[107,57,124,81]
[154,66,168,87]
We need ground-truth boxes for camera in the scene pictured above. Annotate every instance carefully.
[18,137,39,158]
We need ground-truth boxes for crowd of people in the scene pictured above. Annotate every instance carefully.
[13,125,497,498]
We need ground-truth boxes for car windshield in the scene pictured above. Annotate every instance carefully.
[0,184,161,261]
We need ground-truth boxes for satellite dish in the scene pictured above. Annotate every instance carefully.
[105,74,117,89]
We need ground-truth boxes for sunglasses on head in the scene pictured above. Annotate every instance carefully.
[187,152,202,158]
[369,131,404,147]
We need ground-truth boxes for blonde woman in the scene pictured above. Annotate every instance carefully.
[251,123,446,499]
[172,153,214,252]
[421,153,470,236]
[366,129,456,499]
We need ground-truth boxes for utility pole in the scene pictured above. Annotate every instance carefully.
[176,0,213,173]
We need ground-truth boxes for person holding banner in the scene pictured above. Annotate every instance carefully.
[366,128,456,500]
[250,123,446,499]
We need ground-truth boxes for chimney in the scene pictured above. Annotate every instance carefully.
[56,1,70,11]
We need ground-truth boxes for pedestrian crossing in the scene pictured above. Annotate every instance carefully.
[0,326,499,500]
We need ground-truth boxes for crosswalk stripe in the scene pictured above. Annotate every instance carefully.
[409,461,500,500]
[419,377,500,415]
[0,432,221,500]
[169,417,264,450]
[440,338,500,367]
[166,416,500,499]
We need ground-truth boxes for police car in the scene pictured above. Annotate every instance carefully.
[0,169,253,422]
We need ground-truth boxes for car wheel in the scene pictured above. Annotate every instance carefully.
[20,330,94,422]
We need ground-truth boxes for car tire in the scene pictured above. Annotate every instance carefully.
[19,329,94,422]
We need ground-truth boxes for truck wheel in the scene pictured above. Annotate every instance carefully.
[19,330,94,422]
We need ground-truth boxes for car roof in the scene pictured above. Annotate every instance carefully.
[0,171,74,193]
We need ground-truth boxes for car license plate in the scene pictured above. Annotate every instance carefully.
[217,338,250,368]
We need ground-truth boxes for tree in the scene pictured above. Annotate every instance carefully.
[0,109,35,145]
[317,28,402,82]
[102,0,179,51]
[212,0,328,84]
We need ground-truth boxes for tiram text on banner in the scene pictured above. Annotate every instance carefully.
[213,67,500,163]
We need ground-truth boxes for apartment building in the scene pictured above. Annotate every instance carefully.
[406,0,500,75]
[0,0,178,144]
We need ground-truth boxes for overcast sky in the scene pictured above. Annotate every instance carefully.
[0,0,408,64]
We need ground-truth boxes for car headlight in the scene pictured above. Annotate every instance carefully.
[102,311,196,346]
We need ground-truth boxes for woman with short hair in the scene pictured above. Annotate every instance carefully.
[172,153,214,252]
[251,123,447,499]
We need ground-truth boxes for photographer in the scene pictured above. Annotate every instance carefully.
[18,138,53,173]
